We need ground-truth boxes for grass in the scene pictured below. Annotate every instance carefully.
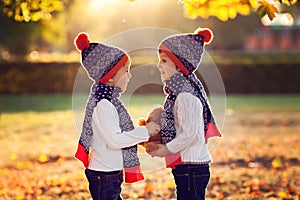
[1,94,300,113]
[0,94,72,112]
[226,94,300,113]
[210,51,300,65]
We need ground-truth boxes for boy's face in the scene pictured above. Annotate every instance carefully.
[157,52,180,82]
[111,60,132,91]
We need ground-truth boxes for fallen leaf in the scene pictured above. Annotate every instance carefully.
[272,157,283,169]
[144,182,153,194]
[39,155,49,163]
[277,191,289,198]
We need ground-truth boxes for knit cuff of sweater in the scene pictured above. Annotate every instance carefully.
[166,142,177,154]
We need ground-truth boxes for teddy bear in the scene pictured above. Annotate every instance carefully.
[138,106,162,154]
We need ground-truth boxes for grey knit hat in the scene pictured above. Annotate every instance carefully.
[75,32,129,83]
[158,28,213,75]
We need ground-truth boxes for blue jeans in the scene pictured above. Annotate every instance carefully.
[172,164,210,200]
[85,169,123,200]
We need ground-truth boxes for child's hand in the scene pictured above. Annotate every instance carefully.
[145,122,160,136]
[149,144,170,157]
[145,142,159,154]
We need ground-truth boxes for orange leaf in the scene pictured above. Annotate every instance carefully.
[215,176,225,185]
[217,191,224,199]
[251,191,261,197]
[144,183,153,194]
[266,3,278,20]
[257,0,279,20]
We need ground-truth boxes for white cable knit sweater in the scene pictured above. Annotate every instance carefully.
[88,99,149,171]
[166,93,212,164]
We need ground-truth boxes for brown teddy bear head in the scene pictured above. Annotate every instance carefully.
[138,106,162,126]
[138,106,162,152]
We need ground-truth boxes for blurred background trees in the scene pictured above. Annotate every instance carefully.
[0,0,75,56]
[0,0,299,58]
[180,0,299,21]
[1,0,65,22]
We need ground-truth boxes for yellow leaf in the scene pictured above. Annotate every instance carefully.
[249,0,259,8]
[17,162,25,169]
[39,155,49,163]
[259,0,268,6]
[215,7,229,21]
[167,182,176,188]
[0,169,9,175]
[277,191,288,198]
[281,0,297,5]
[0,189,6,195]
[16,194,24,200]
[52,179,60,186]
[9,152,17,161]
[272,157,282,169]
[181,0,256,21]
[76,173,85,179]
[237,5,251,16]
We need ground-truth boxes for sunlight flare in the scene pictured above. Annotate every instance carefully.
[89,0,122,10]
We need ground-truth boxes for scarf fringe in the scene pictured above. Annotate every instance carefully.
[165,152,182,169]
[75,143,144,183]
[205,123,222,144]
[75,143,89,168]
[124,165,144,183]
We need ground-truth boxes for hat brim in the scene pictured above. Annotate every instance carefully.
[99,54,129,83]
[159,44,190,75]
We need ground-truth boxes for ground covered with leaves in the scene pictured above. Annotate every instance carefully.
[0,107,299,199]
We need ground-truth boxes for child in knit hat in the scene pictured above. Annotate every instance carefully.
[149,28,221,200]
[74,32,160,200]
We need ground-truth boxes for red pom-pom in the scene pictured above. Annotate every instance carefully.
[75,32,90,51]
[138,118,146,126]
[195,28,213,44]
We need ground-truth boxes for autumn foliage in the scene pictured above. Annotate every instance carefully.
[2,0,299,22]
[0,98,300,199]
[180,0,299,21]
